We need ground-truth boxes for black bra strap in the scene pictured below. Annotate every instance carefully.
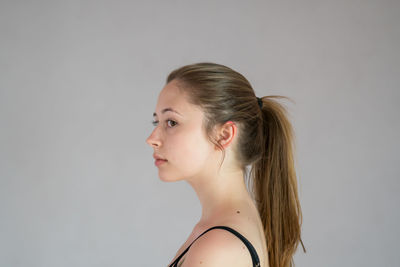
[169,225,260,267]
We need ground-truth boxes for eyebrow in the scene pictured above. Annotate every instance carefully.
[153,108,182,117]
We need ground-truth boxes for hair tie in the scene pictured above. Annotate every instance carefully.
[257,97,263,109]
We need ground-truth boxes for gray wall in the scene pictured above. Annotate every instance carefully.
[1,1,399,266]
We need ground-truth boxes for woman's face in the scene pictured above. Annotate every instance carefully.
[146,80,215,182]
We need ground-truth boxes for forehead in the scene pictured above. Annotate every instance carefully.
[155,80,199,116]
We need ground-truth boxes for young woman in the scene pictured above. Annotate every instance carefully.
[146,62,305,267]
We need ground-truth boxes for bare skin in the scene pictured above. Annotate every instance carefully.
[146,80,269,267]
[167,200,268,267]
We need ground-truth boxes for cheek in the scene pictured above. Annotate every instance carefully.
[169,129,212,173]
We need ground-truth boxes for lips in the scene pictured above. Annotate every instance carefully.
[153,153,167,161]
[153,153,167,167]
[155,158,167,166]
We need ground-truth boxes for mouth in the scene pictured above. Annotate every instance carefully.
[153,153,167,166]
[153,153,167,161]
[155,158,168,166]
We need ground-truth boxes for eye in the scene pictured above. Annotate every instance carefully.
[151,119,178,128]
[167,119,178,127]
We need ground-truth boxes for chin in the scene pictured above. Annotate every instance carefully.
[158,171,183,182]
[159,175,175,182]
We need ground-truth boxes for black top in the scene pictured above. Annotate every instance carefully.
[168,225,261,267]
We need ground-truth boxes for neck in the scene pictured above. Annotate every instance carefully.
[186,165,252,225]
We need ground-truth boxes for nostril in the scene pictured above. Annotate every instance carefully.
[150,141,159,147]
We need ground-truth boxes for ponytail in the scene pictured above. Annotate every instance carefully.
[251,96,306,267]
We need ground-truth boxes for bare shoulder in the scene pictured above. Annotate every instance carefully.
[180,227,253,267]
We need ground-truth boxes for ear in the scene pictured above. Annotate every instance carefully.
[215,121,237,149]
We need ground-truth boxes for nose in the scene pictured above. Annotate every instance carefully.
[146,129,161,148]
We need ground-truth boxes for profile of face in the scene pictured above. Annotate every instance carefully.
[146,80,217,182]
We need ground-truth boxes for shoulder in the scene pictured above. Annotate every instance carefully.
[180,227,252,267]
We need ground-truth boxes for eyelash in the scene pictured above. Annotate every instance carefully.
[152,119,178,128]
